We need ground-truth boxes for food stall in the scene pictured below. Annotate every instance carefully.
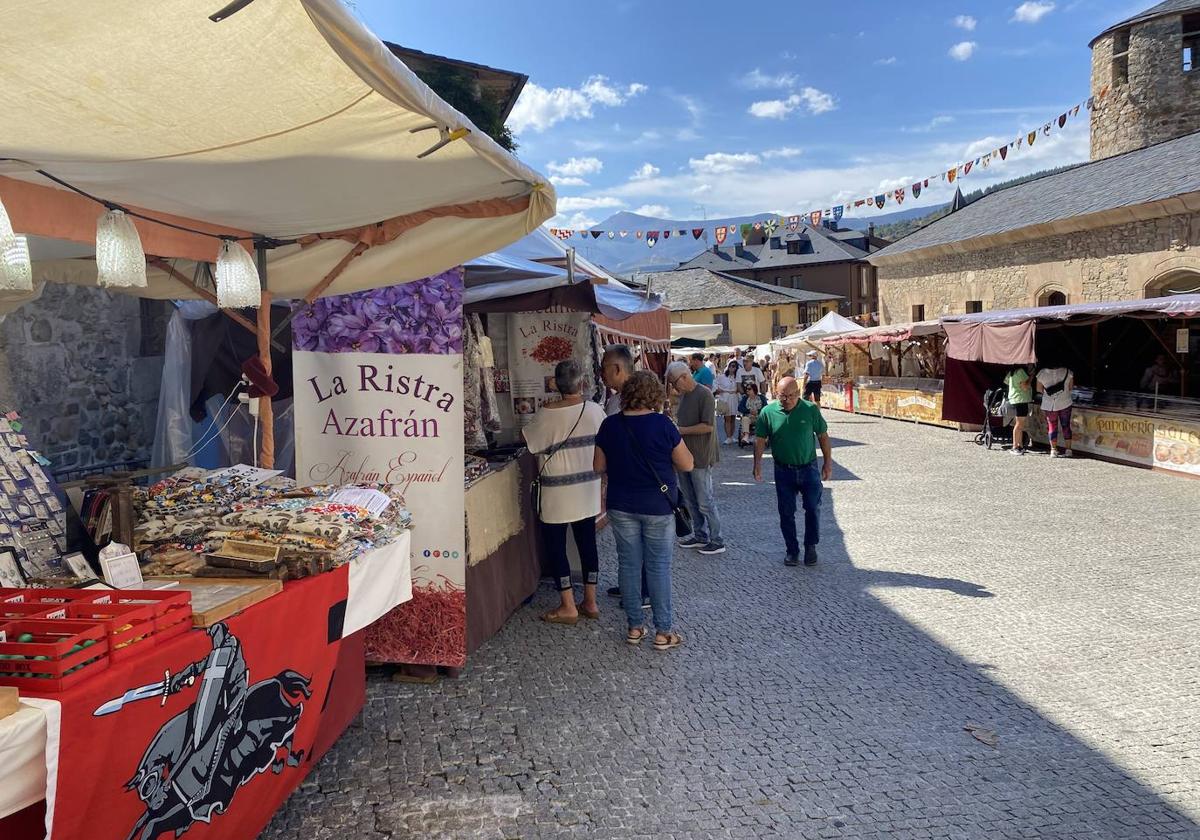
[0,2,556,838]
[942,295,1200,475]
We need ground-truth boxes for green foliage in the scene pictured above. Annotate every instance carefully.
[416,65,518,152]
[873,163,1086,242]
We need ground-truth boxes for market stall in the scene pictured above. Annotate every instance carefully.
[771,312,869,413]
[0,2,556,838]
[942,295,1200,475]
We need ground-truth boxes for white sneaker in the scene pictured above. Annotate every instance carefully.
[1008,447,1024,455]
[1050,449,1059,458]
[1061,450,1074,458]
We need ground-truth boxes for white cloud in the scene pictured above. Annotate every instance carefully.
[551,211,600,230]
[953,14,977,30]
[748,87,836,119]
[902,115,956,134]
[509,75,647,134]
[546,157,604,178]
[875,56,898,66]
[763,146,804,159]
[949,41,978,60]
[689,152,761,174]
[555,195,624,213]
[1012,1,1054,22]
[692,184,713,195]
[741,68,799,89]
[631,162,661,180]
[634,204,671,218]
[549,175,589,187]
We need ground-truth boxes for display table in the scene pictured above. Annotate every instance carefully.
[851,377,958,429]
[0,533,410,840]
[1027,404,1200,477]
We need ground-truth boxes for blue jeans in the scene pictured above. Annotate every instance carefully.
[677,466,722,545]
[608,510,674,633]
[774,462,822,555]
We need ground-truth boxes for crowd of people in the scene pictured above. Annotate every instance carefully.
[520,344,835,652]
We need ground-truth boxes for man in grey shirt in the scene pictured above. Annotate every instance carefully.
[666,361,724,555]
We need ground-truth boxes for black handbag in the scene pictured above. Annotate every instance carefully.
[620,416,694,538]
[529,403,587,520]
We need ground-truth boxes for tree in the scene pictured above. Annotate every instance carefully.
[416,65,517,152]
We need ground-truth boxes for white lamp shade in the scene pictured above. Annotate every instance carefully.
[215,240,261,308]
[95,209,147,288]
[0,194,32,291]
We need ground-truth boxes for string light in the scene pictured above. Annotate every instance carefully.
[0,193,32,292]
[95,208,147,288]
[215,239,261,308]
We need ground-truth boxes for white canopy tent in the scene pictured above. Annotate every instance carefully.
[773,311,862,347]
[670,322,724,342]
[0,0,555,306]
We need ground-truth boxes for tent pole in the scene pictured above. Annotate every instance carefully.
[256,241,275,470]
[148,257,284,353]
[270,241,370,341]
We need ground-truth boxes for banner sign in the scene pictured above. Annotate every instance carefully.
[507,312,594,427]
[1152,419,1200,475]
[293,269,466,666]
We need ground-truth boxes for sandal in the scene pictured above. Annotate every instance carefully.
[541,610,579,626]
[653,631,683,651]
[576,603,600,620]
[626,626,647,645]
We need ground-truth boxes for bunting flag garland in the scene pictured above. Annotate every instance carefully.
[962,160,972,176]
[1058,113,1067,129]
[590,230,601,239]
[874,194,886,208]
[786,215,800,231]
[646,231,658,247]
[677,229,687,238]
[715,226,727,245]
[763,218,780,236]
[1027,131,1037,146]
[912,182,922,199]
[752,221,763,231]
[636,230,643,239]
[662,230,671,239]
[809,210,822,226]
[608,231,615,239]
[1043,122,1052,136]
[619,230,628,238]
[865,197,875,207]
[1071,104,1080,117]
[894,188,905,205]
[740,223,752,242]
[854,199,865,208]
[833,205,843,221]
[947,168,957,183]
[692,228,704,239]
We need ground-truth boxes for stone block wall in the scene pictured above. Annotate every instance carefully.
[876,211,1200,324]
[1090,16,1200,160]
[0,285,166,475]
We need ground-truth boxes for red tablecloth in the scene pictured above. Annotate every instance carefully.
[9,567,365,840]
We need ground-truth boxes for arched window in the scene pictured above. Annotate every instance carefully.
[1145,270,1200,298]
[1037,288,1068,307]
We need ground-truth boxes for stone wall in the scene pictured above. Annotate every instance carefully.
[0,285,166,476]
[1090,16,1200,160]
[876,211,1200,323]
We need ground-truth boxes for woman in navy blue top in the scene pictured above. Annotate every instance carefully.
[594,371,693,650]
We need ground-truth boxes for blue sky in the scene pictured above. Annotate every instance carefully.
[351,0,1153,228]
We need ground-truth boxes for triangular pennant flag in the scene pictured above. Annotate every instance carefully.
[963,161,972,176]
[854,199,865,208]
[874,194,886,208]
[763,218,779,235]
[677,229,687,238]
[999,146,1008,160]
[832,205,844,221]
[912,182,922,199]
[662,230,671,239]
[1027,131,1037,146]
[753,221,763,231]
[1043,122,1052,136]
[590,230,602,239]
[947,168,957,183]
[1099,84,1109,98]
[619,230,628,238]
[636,230,643,239]
[786,215,800,232]
[894,188,905,204]
[809,210,822,226]
[739,223,753,242]
[1058,113,1067,129]
[865,197,875,207]
[1086,96,1095,111]
[981,154,990,168]
[1071,104,1080,117]
[692,228,704,239]
[923,179,929,188]
[548,228,558,237]
[715,226,728,245]
[646,231,659,247]
[608,231,615,239]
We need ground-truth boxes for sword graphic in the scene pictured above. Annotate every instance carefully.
[93,669,176,716]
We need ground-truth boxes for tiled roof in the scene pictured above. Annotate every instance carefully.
[870,129,1200,262]
[1090,0,1200,46]
[641,268,841,311]
[678,223,871,272]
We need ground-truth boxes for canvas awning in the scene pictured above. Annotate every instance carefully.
[0,0,555,302]
[670,323,724,341]
[823,319,944,346]
[942,295,1200,364]
[773,311,862,346]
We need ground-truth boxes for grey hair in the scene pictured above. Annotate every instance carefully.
[602,343,635,375]
[554,358,583,395]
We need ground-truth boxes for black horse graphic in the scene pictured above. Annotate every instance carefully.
[94,622,311,840]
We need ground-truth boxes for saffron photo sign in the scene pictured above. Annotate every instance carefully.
[508,312,594,426]
[292,270,467,666]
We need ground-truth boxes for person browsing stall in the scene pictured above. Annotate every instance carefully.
[599,344,649,606]
[689,353,714,389]
[714,360,740,445]
[522,359,606,625]
[753,377,833,567]
[1036,364,1075,458]
[800,350,825,405]
[665,361,724,555]
[1004,365,1033,455]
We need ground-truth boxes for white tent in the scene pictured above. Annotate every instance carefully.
[0,0,555,304]
[670,323,724,341]
[773,311,863,346]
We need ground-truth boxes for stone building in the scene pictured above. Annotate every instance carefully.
[870,0,1200,323]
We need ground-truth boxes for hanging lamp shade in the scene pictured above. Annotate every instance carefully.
[215,239,261,308]
[0,194,32,292]
[95,209,147,288]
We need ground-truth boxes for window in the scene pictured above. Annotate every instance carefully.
[859,269,871,299]
[1112,28,1130,86]
[966,300,983,314]
[790,274,802,287]
[771,310,781,328]
[1038,290,1067,307]
[1184,14,1200,71]
[712,313,731,344]
[911,304,925,322]
[787,240,801,255]
[773,276,782,286]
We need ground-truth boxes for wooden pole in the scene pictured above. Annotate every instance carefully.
[148,257,284,352]
[256,243,274,470]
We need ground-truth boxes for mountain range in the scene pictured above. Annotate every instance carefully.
[565,205,947,276]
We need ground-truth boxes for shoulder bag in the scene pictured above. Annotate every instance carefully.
[620,415,693,538]
[529,403,587,520]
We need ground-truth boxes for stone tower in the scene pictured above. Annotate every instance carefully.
[1089,0,1200,160]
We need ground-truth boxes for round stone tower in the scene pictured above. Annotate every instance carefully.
[1089,0,1200,160]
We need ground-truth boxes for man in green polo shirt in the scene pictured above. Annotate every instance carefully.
[753,376,833,567]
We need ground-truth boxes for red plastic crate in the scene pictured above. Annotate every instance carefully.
[0,603,53,621]
[0,587,111,606]
[0,619,110,692]
[106,589,194,637]
[53,602,159,663]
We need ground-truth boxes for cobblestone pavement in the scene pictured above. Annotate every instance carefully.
[263,414,1200,839]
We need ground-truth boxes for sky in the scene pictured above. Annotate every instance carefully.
[350,0,1155,229]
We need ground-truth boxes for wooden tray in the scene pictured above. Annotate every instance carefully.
[145,578,282,627]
